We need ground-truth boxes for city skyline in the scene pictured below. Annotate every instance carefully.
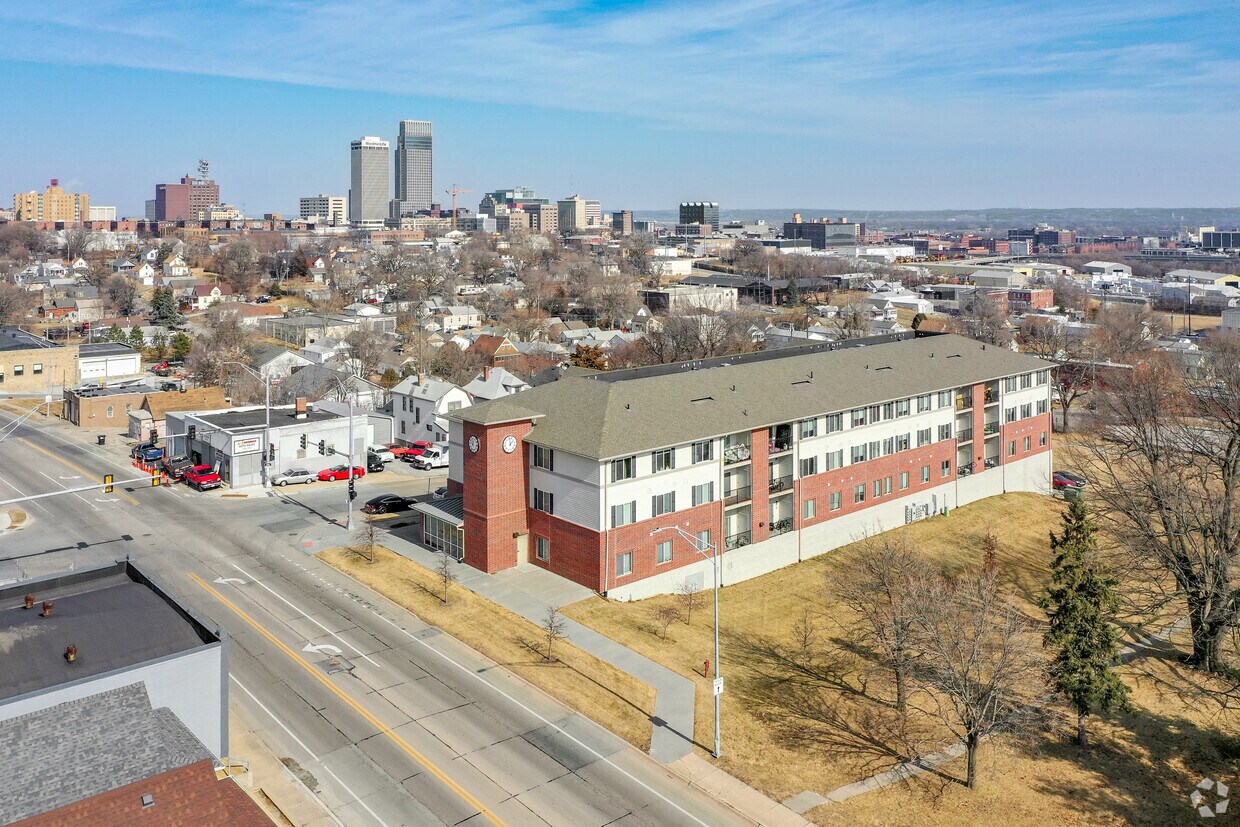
[1,1,1237,215]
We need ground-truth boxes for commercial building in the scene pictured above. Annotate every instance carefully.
[528,203,559,235]
[444,333,1052,599]
[154,164,220,222]
[496,211,530,234]
[393,119,433,216]
[557,195,590,232]
[679,202,720,232]
[349,136,391,225]
[13,179,90,223]
[612,210,634,235]
[298,194,348,225]
[88,205,117,222]
[782,218,863,249]
[1203,230,1240,250]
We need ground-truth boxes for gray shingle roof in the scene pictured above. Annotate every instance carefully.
[0,684,210,823]
[456,333,1051,460]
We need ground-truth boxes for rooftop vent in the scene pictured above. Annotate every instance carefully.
[691,397,714,404]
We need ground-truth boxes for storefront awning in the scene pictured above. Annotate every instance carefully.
[411,496,464,528]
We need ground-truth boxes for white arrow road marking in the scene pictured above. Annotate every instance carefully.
[213,577,246,585]
[302,643,344,655]
[95,498,120,503]
[58,475,82,480]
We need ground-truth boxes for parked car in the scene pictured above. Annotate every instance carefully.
[158,381,181,392]
[367,444,396,464]
[255,295,272,304]
[1052,470,1088,490]
[386,443,417,458]
[161,454,193,480]
[184,464,223,491]
[130,443,165,462]
[273,468,316,486]
[317,465,365,481]
[363,494,413,514]
[366,454,385,473]
[400,440,436,461]
[410,443,449,470]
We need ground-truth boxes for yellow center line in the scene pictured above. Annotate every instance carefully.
[18,437,141,505]
[189,572,507,827]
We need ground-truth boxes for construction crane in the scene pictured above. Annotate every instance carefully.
[445,184,473,230]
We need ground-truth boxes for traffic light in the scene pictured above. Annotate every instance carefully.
[187,425,197,441]
[317,440,326,455]
[348,480,357,501]
[299,433,307,450]
[103,474,113,493]
[268,444,276,462]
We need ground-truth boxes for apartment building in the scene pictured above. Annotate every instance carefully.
[14,179,90,223]
[299,194,348,225]
[439,333,1053,599]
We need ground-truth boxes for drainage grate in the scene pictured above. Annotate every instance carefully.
[317,655,355,675]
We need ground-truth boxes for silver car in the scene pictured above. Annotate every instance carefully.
[273,468,316,486]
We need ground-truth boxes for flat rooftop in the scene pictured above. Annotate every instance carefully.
[0,326,62,352]
[0,562,217,701]
[195,405,344,430]
[79,342,139,357]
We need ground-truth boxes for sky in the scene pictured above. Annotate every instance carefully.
[1,1,1238,216]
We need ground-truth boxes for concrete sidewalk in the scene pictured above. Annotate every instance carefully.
[298,519,811,827]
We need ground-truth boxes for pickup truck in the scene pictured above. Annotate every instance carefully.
[161,454,193,480]
[184,464,223,491]
[410,444,449,470]
[131,443,166,462]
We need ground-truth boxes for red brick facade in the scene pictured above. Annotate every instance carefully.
[12,759,270,826]
[462,418,535,573]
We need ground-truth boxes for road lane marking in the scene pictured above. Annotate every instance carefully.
[319,764,392,827]
[17,438,140,505]
[230,563,381,667]
[303,643,344,655]
[191,573,506,827]
[40,471,100,511]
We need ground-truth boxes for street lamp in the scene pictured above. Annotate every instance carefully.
[651,525,722,759]
[223,361,272,492]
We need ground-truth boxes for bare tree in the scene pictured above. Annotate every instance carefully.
[0,224,49,259]
[675,579,703,625]
[104,275,140,316]
[62,227,90,260]
[435,553,455,603]
[430,342,486,386]
[651,605,681,639]
[832,303,871,340]
[961,291,1012,347]
[0,282,31,324]
[1020,317,1092,432]
[187,306,256,390]
[911,562,1047,789]
[218,241,260,296]
[343,327,388,378]
[541,606,568,662]
[829,536,933,714]
[349,512,380,563]
[1092,304,1167,363]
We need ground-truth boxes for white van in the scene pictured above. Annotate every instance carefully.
[411,443,450,470]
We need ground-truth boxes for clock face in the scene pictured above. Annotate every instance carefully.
[468,435,480,453]
[502,435,518,454]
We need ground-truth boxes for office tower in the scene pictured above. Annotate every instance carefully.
[88,205,116,221]
[679,201,720,233]
[611,210,634,235]
[13,179,91,222]
[584,200,603,227]
[350,136,390,224]
[529,204,559,234]
[557,195,589,233]
[299,194,348,225]
[393,120,433,216]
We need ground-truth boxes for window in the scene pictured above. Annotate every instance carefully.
[1040,431,1048,446]
[1008,440,1017,457]
[896,399,911,417]
[896,433,910,451]
[401,397,407,412]
[873,479,882,498]
[868,405,881,423]
[830,491,842,511]
[868,440,881,460]
[921,465,931,483]
[1024,436,1031,451]
[884,476,893,495]
[938,390,952,408]
[917,394,932,413]
[1037,398,1048,415]
[900,471,909,490]
[656,540,673,564]
[691,440,714,463]
[610,501,636,527]
[1004,376,1017,392]
[106,405,114,418]
[803,499,816,520]
[882,401,895,420]
[652,448,675,473]
[854,483,866,504]
[533,488,554,514]
[882,436,895,456]
[691,481,715,506]
[826,449,844,471]
[1020,403,1032,419]
[800,456,818,477]
[13,365,23,376]
[32,363,41,375]
[446,401,462,411]
[536,536,550,561]
[1036,369,1050,385]
[611,456,636,481]
[1004,407,1017,424]
[414,407,421,424]
[616,552,633,577]
[826,413,844,433]
[799,418,818,439]
[851,408,867,427]
[1021,372,1033,389]
[533,445,554,470]
[916,428,932,447]
[651,491,676,517]
[941,460,951,477]
[938,423,952,441]
[851,445,867,464]
[695,530,712,552]
[400,421,406,434]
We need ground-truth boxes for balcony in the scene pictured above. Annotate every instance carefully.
[769,517,794,536]
[724,484,752,507]
[955,393,973,411]
[769,423,792,455]
[983,422,998,435]
[769,474,793,494]
[723,444,752,465]
[725,530,752,549]
[983,383,999,406]
[958,463,974,477]
[957,427,973,442]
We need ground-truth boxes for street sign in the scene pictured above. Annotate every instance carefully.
[713,677,724,696]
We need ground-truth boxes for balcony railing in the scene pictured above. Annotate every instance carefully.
[984,457,999,469]
[769,517,794,536]
[957,428,973,442]
[769,474,793,494]
[725,530,752,549]
[723,444,751,465]
[955,397,973,411]
[768,439,792,455]
[984,422,998,435]
[723,484,752,506]
[958,464,974,476]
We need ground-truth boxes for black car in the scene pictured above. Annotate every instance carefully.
[363,494,412,514]
[366,453,385,473]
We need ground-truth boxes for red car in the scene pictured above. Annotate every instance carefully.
[386,443,417,458]
[400,441,435,462]
[183,464,223,491]
[317,465,366,481]
[1052,470,1088,490]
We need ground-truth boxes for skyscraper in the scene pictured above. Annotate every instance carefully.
[350,136,390,224]
[393,120,433,217]
[679,201,720,231]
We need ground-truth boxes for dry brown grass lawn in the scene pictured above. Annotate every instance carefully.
[563,492,1240,826]
[319,546,656,750]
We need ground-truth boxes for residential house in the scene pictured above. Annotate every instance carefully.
[433,305,483,333]
[301,337,350,364]
[248,343,313,382]
[128,386,230,440]
[275,364,386,411]
[392,374,471,443]
[183,284,235,310]
[109,257,136,274]
[463,366,532,402]
[161,253,191,277]
[467,334,520,367]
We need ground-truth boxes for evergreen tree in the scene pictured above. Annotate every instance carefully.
[149,286,182,328]
[106,323,125,343]
[149,331,169,361]
[170,331,193,361]
[1041,499,1130,747]
[912,312,927,330]
[128,325,146,351]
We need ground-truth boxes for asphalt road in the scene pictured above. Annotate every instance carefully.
[0,408,750,827]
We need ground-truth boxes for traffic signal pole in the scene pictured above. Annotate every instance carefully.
[0,473,162,506]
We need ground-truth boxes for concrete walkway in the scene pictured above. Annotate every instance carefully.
[298,519,811,827]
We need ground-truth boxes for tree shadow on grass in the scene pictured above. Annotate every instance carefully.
[514,636,658,721]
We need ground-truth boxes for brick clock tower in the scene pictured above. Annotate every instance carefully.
[461,418,535,573]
